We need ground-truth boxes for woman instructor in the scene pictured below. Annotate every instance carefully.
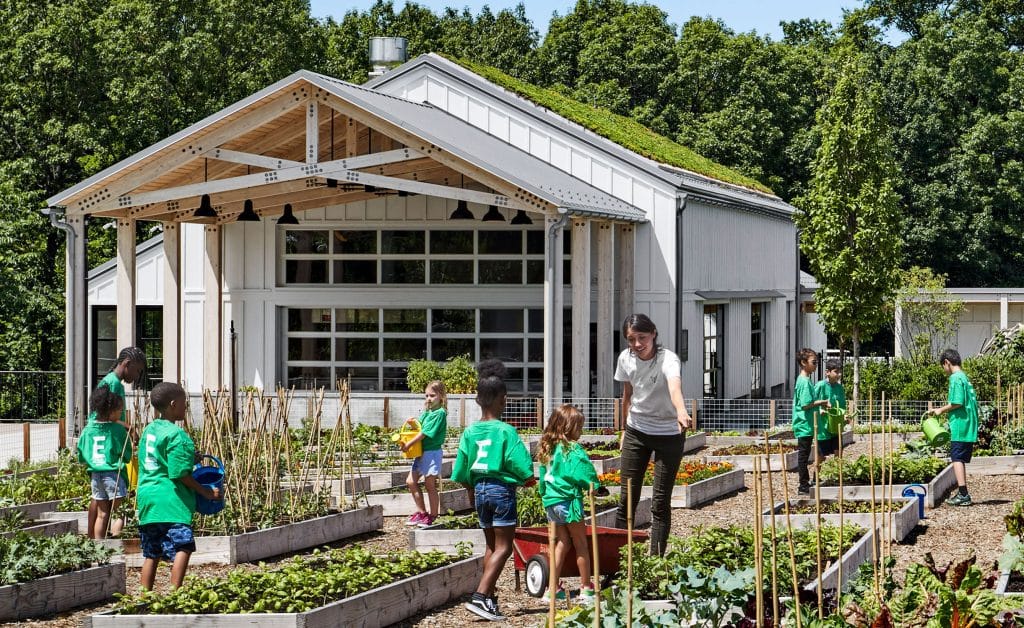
[614,314,692,556]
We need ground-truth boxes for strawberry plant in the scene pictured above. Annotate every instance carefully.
[0,532,113,584]
[114,545,471,614]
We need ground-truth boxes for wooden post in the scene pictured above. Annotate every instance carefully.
[613,399,621,431]
[691,399,698,428]
[536,398,544,429]
[22,423,30,462]
[58,417,66,451]
[769,400,777,429]
[459,397,466,428]
[382,396,390,429]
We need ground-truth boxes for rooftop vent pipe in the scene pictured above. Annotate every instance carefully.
[368,37,408,77]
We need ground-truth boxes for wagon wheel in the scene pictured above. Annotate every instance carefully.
[524,555,549,597]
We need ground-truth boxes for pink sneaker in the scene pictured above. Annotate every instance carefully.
[406,512,425,526]
[416,514,436,528]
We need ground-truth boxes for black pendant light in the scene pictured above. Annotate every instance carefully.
[482,204,505,222]
[236,199,260,222]
[277,203,299,226]
[192,194,217,220]
[510,209,533,225]
[449,199,474,220]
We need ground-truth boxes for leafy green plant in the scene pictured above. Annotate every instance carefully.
[406,359,443,393]
[555,587,677,627]
[0,450,89,506]
[114,545,470,614]
[0,532,113,584]
[817,452,946,486]
[0,510,28,532]
[441,354,476,394]
[665,565,756,628]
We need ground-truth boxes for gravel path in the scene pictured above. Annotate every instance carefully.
[8,433,1021,628]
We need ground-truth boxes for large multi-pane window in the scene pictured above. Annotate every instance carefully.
[703,304,725,398]
[750,302,766,399]
[91,306,163,390]
[279,228,566,286]
[284,307,564,393]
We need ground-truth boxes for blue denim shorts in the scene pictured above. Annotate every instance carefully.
[545,501,571,525]
[140,523,197,561]
[411,449,443,477]
[475,479,517,528]
[950,441,974,463]
[90,471,127,501]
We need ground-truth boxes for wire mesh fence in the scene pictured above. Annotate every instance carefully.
[0,371,63,423]
[0,422,63,469]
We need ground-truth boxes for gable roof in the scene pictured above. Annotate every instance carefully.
[367,54,795,218]
[48,70,643,222]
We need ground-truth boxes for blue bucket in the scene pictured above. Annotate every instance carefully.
[192,455,225,515]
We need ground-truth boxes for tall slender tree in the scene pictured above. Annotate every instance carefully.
[796,37,903,404]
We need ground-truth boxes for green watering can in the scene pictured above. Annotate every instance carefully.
[824,407,846,436]
[920,412,950,447]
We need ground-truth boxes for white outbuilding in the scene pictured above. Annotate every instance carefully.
[53,53,817,430]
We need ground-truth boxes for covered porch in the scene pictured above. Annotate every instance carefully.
[47,70,644,432]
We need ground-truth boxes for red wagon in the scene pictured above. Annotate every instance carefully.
[512,526,649,597]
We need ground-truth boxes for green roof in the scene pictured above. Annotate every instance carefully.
[448,57,772,195]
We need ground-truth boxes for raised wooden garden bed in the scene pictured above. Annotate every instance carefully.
[408,498,653,554]
[0,499,63,520]
[102,506,383,566]
[1,562,125,621]
[0,464,59,481]
[39,509,88,534]
[815,463,956,509]
[968,455,1024,476]
[638,468,746,508]
[363,486,470,517]
[808,527,877,593]
[85,555,483,628]
[763,497,919,542]
[0,517,77,539]
[705,449,799,472]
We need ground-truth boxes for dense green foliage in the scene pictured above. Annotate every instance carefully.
[0,451,88,507]
[114,545,470,614]
[0,532,113,584]
[817,451,947,485]
[5,0,1024,369]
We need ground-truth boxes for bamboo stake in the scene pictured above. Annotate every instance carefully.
[589,487,601,628]
[869,392,880,600]
[548,518,557,627]
[813,410,822,619]
[837,403,845,602]
[779,441,802,628]
[764,433,780,627]
[626,477,633,628]
[887,400,895,565]
[754,455,764,628]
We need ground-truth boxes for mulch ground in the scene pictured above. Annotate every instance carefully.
[8,433,1021,628]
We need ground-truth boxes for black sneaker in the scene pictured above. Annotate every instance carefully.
[797,487,810,496]
[465,593,505,621]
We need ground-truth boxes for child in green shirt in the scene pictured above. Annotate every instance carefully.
[453,360,533,622]
[76,384,132,539]
[793,348,830,495]
[400,379,449,527]
[813,359,848,460]
[928,349,978,506]
[137,383,221,590]
[537,404,599,604]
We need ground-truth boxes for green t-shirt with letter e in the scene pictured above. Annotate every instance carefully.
[451,420,533,486]
[947,370,979,443]
[791,374,815,438]
[76,421,132,472]
[813,381,847,440]
[137,418,197,526]
[88,371,126,424]
[418,407,448,451]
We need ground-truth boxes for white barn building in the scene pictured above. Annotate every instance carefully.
[53,54,816,430]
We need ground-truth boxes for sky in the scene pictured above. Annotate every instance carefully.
[308,0,863,40]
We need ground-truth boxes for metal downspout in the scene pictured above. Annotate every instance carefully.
[794,228,802,392]
[543,209,570,417]
[42,207,78,434]
[675,194,688,362]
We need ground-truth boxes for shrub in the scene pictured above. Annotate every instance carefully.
[405,359,443,393]
[441,355,476,394]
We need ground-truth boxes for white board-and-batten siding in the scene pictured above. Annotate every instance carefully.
[377,69,681,348]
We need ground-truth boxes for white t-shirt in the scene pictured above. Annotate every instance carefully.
[614,347,683,435]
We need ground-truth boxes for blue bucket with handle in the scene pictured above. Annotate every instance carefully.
[192,455,225,515]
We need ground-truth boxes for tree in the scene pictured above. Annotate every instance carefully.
[892,267,965,364]
[796,34,903,405]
